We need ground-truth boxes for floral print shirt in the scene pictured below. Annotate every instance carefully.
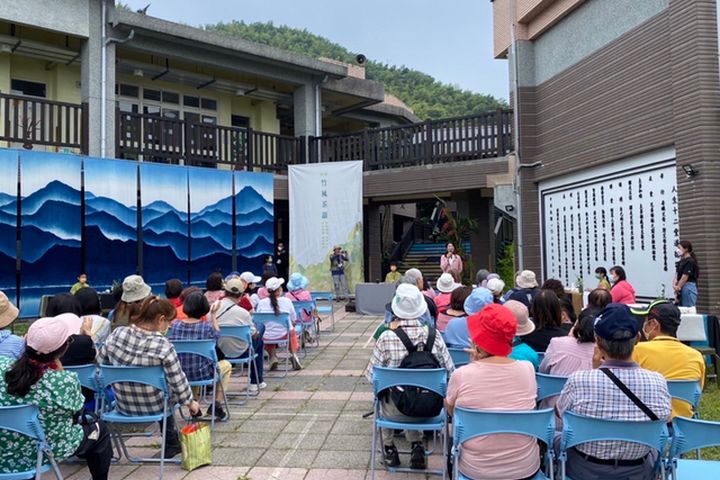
[0,356,84,473]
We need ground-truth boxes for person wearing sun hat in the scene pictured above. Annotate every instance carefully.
[442,287,494,348]
[285,273,320,344]
[0,316,113,478]
[445,303,540,479]
[433,272,460,312]
[112,274,152,327]
[556,304,671,480]
[507,270,540,308]
[0,291,24,359]
[503,300,539,370]
[366,283,454,470]
[255,277,303,370]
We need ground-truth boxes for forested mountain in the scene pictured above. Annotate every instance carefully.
[204,21,507,120]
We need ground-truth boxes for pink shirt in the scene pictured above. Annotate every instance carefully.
[447,361,540,479]
[610,280,636,304]
[539,336,595,376]
[440,254,463,273]
[434,292,452,311]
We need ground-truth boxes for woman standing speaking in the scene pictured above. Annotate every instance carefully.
[440,242,463,274]
[674,240,699,307]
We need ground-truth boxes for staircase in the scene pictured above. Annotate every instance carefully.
[401,242,471,281]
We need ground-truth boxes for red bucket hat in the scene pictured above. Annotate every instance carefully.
[467,303,518,356]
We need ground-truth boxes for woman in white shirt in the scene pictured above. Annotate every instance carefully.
[255,277,302,370]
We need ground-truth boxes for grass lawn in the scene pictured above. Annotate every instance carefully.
[698,382,720,459]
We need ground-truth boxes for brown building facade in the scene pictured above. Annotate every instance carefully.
[493,0,720,312]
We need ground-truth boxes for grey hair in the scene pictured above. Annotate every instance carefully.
[475,269,490,285]
[403,268,423,284]
[596,334,637,360]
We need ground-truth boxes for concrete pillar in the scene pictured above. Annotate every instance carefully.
[81,0,115,157]
[293,83,317,138]
[366,202,383,283]
[468,190,495,273]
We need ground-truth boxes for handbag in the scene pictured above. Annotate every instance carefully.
[180,421,212,471]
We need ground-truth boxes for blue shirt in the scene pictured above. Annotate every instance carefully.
[0,330,25,359]
[442,316,469,348]
[167,320,219,382]
[509,341,539,370]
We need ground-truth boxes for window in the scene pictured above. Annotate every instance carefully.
[162,91,179,104]
[183,95,200,108]
[143,88,161,102]
[201,98,217,111]
[10,79,46,98]
[232,115,250,129]
[119,84,139,98]
[118,100,138,113]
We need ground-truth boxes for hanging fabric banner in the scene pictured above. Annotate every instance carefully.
[288,161,364,293]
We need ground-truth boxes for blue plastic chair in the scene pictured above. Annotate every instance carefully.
[65,364,101,413]
[0,404,62,480]
[252,312,293,377]
[98,365,178,479]
[536,372,568,402]
[452,407,556,480]
[559,411,669,480]
[218,324,258,405]
[667,380,702,417]
[448,347,470,367]
[171,339,229,428]
[311,291,335,331]
[537,352,545,364]
[292,300,319,356]
[370,366,449,480]
[669,416,720,479]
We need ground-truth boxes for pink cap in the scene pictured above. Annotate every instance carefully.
[26,317,73,354]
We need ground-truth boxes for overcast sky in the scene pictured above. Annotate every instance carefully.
[121,0,509,101]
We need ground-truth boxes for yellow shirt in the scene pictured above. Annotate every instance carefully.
[632,335,705,418]
[385,271,402,283]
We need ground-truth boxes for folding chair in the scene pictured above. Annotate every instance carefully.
[293,300,320,356]
[536,372,568,402]
[452,407,556,480]
[311,291,335,331]
[370,366,449,479]
[448,347,470,367]
[667,380,702,418]
[668,416,720,479]
[218,324,258,405]
[537,352,545,364]
[65,364,100,413]
[558,411,669,480]
[171,339,229,428]
[252,312,293,378]
[98,365,179,479]
[0,404,63,480]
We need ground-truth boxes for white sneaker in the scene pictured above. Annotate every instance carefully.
[248,382,267,394]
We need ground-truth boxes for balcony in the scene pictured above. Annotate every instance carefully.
[1,93,514,170]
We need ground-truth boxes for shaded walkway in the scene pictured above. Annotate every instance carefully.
[60,310,443,479]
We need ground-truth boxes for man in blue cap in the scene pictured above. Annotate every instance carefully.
[556,304,671,480]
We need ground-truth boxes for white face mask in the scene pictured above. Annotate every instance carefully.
[610,275,618,284]
[675,247,683,258]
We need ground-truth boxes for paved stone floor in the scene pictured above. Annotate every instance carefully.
[59,309,444,479]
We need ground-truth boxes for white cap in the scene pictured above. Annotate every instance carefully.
[265,277,285,291]
[391,284,428,320]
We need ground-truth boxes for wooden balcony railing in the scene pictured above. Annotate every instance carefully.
[0,93,87,152]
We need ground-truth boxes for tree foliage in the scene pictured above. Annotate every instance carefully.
[204,21,507,120]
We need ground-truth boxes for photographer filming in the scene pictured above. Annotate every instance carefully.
[330,245,350,301]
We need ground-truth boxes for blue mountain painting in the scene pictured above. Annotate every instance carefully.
[235,172,274,276]
[0,150,18,306]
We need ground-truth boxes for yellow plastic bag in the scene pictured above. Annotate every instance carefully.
[180,422,212,471]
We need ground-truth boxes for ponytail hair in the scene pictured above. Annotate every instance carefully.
[679,240,699,279]
[5,342,70,397]
[269,288,281,315]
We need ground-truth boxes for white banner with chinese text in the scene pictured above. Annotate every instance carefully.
[288,161,364,292]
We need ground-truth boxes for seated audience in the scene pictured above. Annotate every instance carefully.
[609,265,636,304]
[540,307,597,376]
[436,286,472,332]
[541,278,567,301]
[46,295,97,368]
[366,283,454,470]
[238,272,261,311]
[0,291,24,359]
[506,270,540,308]
[443,287,494,348]
[98,296,201,458]
[404,269,438,320]
[434,273,460,312]
[632,302,705,418]
[520,290,567,352]
[0,317,111,478]
[385,262,402,284]
[445,304,540,480]
[285,273,320,339]
[559,297,577,333]
[251,271,275,310]
[112,274,152,327]
[164,279,184,308]
[475,269,490,287]
[175,287,203,321]
[204,272,225,305]
[587,288,612,310]
[486,277,506,304]
[255,277,303,371]
[213,278,266,394]
[447,269,462,284]
[168,292,231,421]
[504,300,539,369]
[74,287,112,344]
[556,304,671,480]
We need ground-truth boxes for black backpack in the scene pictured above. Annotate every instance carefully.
[386,327,444,417]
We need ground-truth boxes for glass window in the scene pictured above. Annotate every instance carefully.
[162,91,180,104]
[184,95,200,108]
[119,84,139,98]
[143,105,161,116]
[201,98,217,111]
[10,79,46,98]
[143,88,161,102]
[232,115,250,128]
[118,101,139,113]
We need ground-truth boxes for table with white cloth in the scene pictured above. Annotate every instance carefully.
[354,283,397,315]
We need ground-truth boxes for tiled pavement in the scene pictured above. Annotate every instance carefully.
[60,308,444,479]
